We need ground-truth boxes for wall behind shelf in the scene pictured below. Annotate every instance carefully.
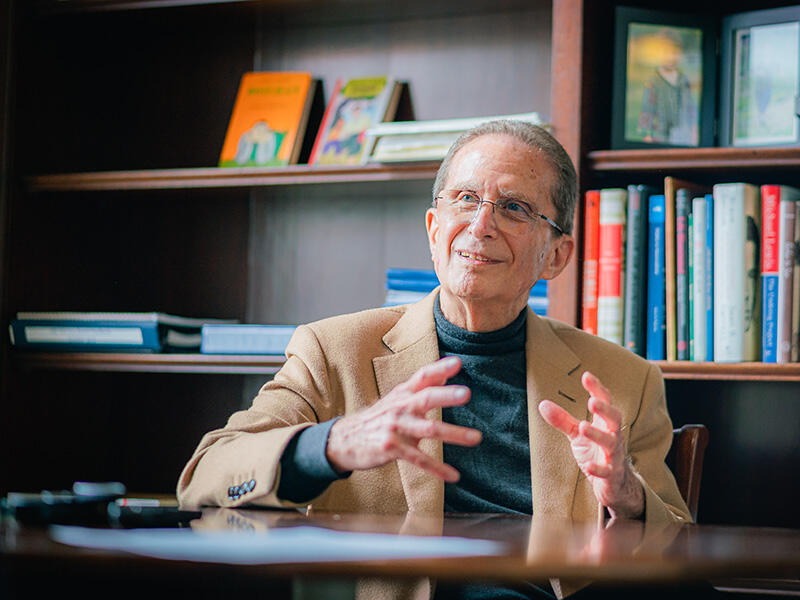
[255,2,552,122]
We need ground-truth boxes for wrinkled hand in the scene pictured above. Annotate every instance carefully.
[325,356,482,482]
[537,371,644,519]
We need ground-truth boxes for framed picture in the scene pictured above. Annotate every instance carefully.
[719,6,800,147]
[611,7,717,149]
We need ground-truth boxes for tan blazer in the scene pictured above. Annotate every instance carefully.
[178,290,690,598]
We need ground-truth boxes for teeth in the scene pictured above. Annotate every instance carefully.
[458,250,491,262]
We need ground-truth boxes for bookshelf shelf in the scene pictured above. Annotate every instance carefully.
[587,147,800,172]
[13,352,286,375]
[25,163,441,193]
[14,352,800,381]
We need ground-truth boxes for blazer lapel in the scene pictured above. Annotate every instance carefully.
[372,289,443,515]
[525,310,591,521]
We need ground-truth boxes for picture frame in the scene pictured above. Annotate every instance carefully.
[611,7,717,150]
[719,6,800,147]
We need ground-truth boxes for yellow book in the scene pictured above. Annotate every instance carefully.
[309,76,403,166]
[219,72,318,167]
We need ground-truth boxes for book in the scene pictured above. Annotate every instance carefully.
[364,112,545,163]
[9,312,234,353]
[713,183,761,362]
[675,188,692,361]
[793,200,800,362]
[200,324,296,355]
[688,211,694,360]
[691,196,707,362]
[646,194,666,361]
[761,185,800,363]
[382,268,547,315]
[704,193,715,362]
[309,77,404,166]
[663,177,709,361]
[218,71,321,167]
[597,188,627,346]
[623,184,658,356]
[581,190,601,336]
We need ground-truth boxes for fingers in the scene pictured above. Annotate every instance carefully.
[538,399,580,438]
[404,356,462,394]
[582,372,621,433]
[397,415,482,447]
[410,384,471,413]
[396,443,461,482]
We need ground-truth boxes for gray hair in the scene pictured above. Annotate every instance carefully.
[432,120,577,235]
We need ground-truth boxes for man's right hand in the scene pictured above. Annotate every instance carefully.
[325,356,481,482]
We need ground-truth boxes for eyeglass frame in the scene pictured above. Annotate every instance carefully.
[432,189,565,236]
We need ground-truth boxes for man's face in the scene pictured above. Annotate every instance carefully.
[425,134,573,316]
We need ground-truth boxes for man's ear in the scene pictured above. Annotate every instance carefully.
[425,207,439,259]
[539,233,575,280]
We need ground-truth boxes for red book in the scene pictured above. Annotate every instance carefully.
[597,188,627,345]
[581,190,601,335]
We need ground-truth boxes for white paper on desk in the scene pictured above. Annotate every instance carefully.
[50,525,505,565]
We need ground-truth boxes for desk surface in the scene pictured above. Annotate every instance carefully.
[3,509,800,585]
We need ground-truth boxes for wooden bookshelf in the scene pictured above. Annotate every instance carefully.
[587,147,800,172]
[26,163,441,193]
[14,351,800,382]
[13,352,286,374]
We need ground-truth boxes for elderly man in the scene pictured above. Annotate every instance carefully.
[178,120,690,599]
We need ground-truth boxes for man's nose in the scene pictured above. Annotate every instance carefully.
[468,200,500,233]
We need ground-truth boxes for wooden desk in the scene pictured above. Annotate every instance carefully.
[2,509,800,598]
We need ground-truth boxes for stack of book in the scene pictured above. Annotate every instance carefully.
[581,180,800,363]
[8,312,235,353]
[200,324,296,355]
[383,268,548,316]
[364,112,546,163]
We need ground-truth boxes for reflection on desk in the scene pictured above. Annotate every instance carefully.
[2,509,800,595]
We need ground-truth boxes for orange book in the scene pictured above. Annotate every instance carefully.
[219,72,319,167]
[582,190,601,335]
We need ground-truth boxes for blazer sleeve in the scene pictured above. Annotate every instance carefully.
[176,325,337,509]
[627,362,692,524]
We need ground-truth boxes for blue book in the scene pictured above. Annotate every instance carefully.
[8,311,226,353]
[646,195,666,361]
[201,324,296,354]
[704,193,714,362]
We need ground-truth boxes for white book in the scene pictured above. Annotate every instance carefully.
[691,196,707,362]
[713,183,761,362]
[776,186,800,362]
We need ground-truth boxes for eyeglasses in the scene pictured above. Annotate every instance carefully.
[433,189,564,235]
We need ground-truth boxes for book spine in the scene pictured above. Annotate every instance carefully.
[688,212,694,361]
[777,187,797,363]
[597,188,627,346]
[9,320,160,352]
[761,185,780,363]
[793,200,800,362]
[646,194,666,361]
[714,183,761,362]
[581,190,601,335]
[676,189,690,360]
[691,196,707,362]
[704,194,714,362]
[664,181,677,362]
[623,185,650,356]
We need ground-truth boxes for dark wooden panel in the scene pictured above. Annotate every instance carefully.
[0,369,250,494]
[666,379,800,528]
[14,3,255,172]
[5,188,249,319]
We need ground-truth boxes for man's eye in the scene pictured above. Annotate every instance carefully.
[457,192,480,204]
[503,201,528,213]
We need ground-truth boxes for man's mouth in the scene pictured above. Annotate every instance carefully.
[456,250,497,263]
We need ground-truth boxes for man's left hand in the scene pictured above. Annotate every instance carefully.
[538,371,644,519]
